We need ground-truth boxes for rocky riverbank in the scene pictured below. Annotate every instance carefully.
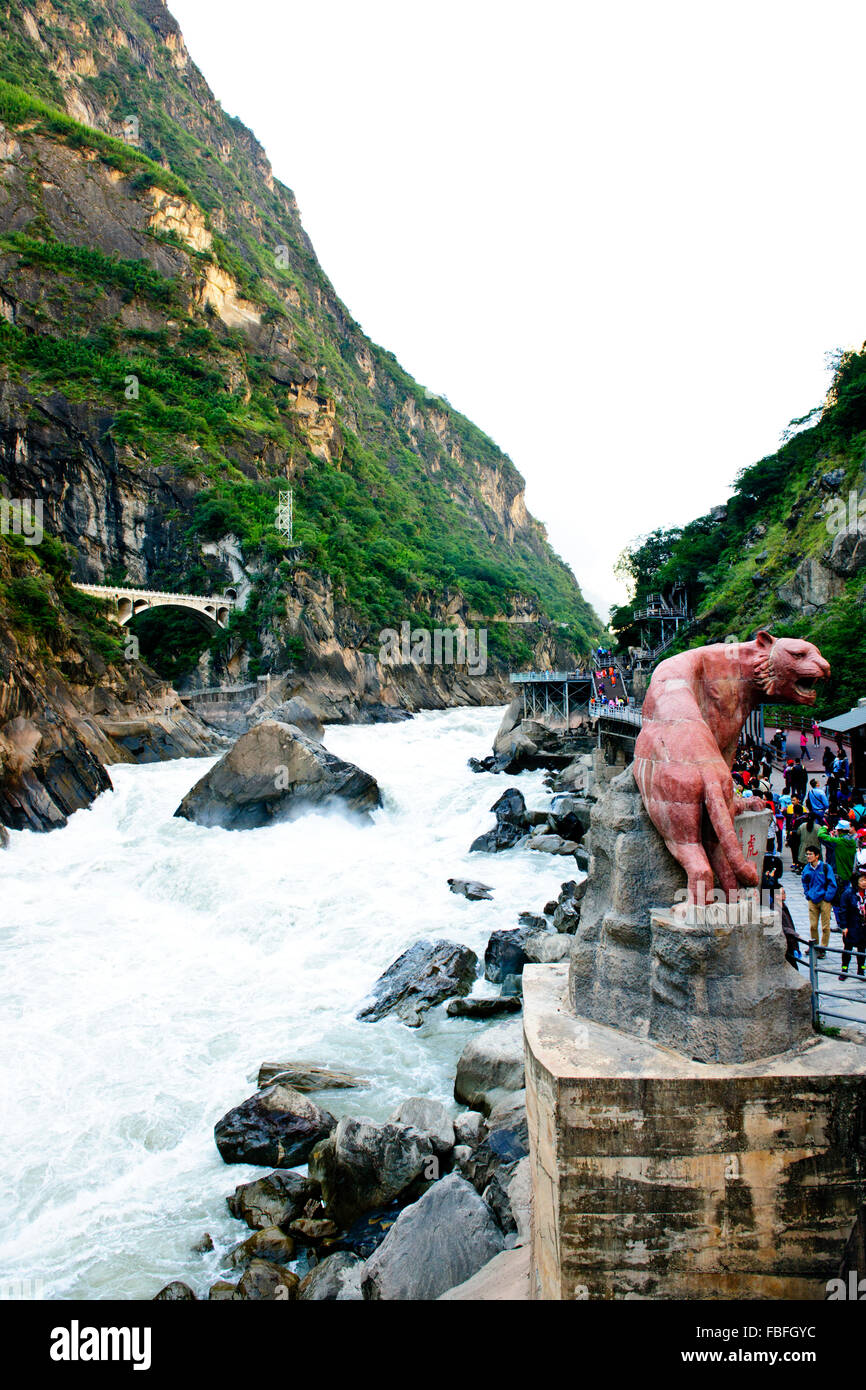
[150,714,621,1302]
[156,1015,532,1302]
[145,695,627,1301]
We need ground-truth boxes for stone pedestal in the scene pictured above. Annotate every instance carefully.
[524,966,866,1300]
[569,766,808,1063]
[648,907,811,1063]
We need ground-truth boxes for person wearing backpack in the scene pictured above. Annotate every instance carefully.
[801,847,837,957]
[805,779,828,821]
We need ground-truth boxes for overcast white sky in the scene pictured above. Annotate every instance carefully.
[170,0,866,620]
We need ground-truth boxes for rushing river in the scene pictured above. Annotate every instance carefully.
[0,705,572,1300]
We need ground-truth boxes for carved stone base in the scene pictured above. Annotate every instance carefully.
[568,766,811,1064]
[649,908,812,1063]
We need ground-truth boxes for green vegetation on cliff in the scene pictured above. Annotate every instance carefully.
[612,348,866,715]
[0,0,600,686]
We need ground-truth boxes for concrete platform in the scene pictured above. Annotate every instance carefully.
[524,964,866,1300]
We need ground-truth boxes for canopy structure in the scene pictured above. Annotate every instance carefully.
[821,701,866,791]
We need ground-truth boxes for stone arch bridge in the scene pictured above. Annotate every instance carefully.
[72,584,235,631]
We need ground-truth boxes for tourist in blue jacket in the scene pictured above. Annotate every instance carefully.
[837,872,866,981]
[801,847,837,957]
[805,779,829,821]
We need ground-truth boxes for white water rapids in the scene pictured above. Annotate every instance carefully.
[0,705,573,1300]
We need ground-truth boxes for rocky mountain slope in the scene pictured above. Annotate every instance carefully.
[611,347,866,716]
[0,0,600,833]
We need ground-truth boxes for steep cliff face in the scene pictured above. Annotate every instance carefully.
[0,0,601,830]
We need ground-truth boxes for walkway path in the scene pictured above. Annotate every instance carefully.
[768,748,865,1034]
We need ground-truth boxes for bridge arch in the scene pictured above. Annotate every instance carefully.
[72,584,235,632]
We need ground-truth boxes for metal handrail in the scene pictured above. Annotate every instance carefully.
[588,699,643,727]
[794,935,866,1029]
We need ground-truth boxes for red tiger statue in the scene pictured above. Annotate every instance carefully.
[633,631,830,902]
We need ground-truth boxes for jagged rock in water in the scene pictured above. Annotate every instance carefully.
[545,794,587,843]
[528,832,579,856]
[470,787,530,853]
[518,911,547,930]
[252,697,324,741]
[468,754,509,774]
[214,1083,336,1167]
[175,720,380,829]
[356,938,478,1026]
[447,995,522,1019]
[484,926,535,983]
[361,1173,505,1301]
[447,877,493,901]
[256,1061,368,1092]
[227,1170,320,1230]
[308,1116,434,1227]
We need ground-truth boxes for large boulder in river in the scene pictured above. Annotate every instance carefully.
[153,1281,196,1300]
[227,1170,320,1230]
[454,1021,525,1113]
[214,1084,335,1167]
[356,939,478,1026]
[361,1173,505,1300]
[253,698,324,741]
[174,720,380,829]
[309,1116,435,1227]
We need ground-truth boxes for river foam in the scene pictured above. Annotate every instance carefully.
[0,705,571,1299]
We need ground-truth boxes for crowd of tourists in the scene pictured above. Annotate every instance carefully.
[732,733,866,983]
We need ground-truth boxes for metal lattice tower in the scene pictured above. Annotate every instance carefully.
[276,490,294,546]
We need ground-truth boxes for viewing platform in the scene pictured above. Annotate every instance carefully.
[510,670,594,722]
